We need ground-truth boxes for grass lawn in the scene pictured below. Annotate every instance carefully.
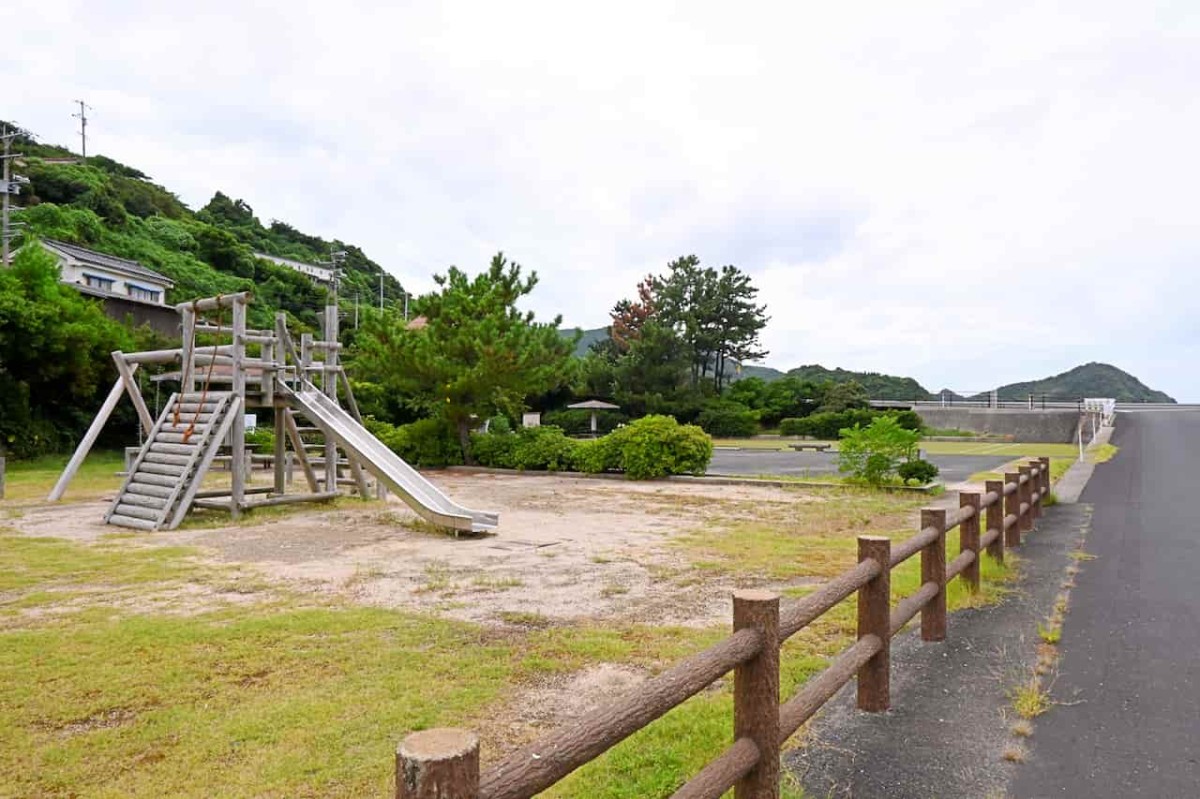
[2,451,127,503]
[2,459,1018,798]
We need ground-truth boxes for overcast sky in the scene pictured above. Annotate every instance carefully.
[6,1,1199,398]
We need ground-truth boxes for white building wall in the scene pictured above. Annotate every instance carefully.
[57,256,170,304]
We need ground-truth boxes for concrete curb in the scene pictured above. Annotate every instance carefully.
[1054,422,1116,504]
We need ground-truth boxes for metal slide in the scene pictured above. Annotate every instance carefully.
[282,383,499,533]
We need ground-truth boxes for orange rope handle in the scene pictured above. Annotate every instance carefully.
[178,295,224,444]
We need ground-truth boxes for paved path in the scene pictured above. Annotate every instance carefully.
[1013,411,1200,797]
[708,449,1012,484]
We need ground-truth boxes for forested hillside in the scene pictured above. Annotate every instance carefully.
[987,362,1174,403]
[4,120,404,330]
[784,365,932,400]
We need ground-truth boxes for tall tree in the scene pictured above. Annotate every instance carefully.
[609,275,657,351]
[653,256,769,392]
[351,253,575,460]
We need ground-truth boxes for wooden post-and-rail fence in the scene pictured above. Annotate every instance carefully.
[396,457,1053,799]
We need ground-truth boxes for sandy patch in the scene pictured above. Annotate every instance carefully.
[5,472,851,627]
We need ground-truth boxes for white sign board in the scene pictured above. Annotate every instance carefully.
[522,412,541,428]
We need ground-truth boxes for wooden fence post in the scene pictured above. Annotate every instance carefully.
[857,536,891,712]
[921,508,947,642]
[1027,460,1042,521]
[985,479,1005,564]
[1004,472,1022,547]
[1039,456,1051,501]
[396,728,479,799]
[733,590,780,799]
[1018,465,1033,534]
[959,492,981,592]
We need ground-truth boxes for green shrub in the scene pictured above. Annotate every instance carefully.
[695,401,759,438]
[778,416,810,436]
[572,436,621,473]
[365,417,462,467]
[541,408,626,436]
[608,415,712,479]
[244,426,275,454]
[469,431,519,469]
[510,426,578,471]
[837,416,921,485]
[898,458,939,484]
[486,415,513,435]
[780,409,920,439]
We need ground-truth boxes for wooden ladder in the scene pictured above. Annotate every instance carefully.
[105,391,241,531]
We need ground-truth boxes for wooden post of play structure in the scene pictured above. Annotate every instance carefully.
[230,296,247,519]
[180,304,196,394]
[112,352,154,436]
[322,306,338,494]
[48,368,139,501]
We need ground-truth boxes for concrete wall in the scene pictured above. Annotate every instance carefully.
[917,407,1079,443]
[101,296,180,338]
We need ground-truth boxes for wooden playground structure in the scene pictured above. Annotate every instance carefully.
[48,292,497,533]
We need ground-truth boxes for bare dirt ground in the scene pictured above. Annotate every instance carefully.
[6,471,839,628]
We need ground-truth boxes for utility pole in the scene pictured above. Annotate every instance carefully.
[1,125,27,266]
[72,100,92,160]
[1,127,11,266]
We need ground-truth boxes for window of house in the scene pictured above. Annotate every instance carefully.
[128,285,161,303]
[82,273,115,291]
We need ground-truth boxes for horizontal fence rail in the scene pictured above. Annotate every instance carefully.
[394,457,1053,799]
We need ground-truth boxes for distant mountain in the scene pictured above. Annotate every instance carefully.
[984,362,1175,403]
[785,365,934,401]
[559,326,609,357]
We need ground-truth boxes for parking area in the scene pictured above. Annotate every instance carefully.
[707,448,1014,484]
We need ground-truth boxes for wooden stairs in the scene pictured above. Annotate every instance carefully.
[105,392,242,531]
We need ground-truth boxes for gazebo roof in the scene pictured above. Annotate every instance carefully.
[568,399,621,410]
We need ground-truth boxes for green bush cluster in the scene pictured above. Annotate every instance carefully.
[898,459,939,484]
[364,417,463,467]
[836,416,923,485]
[779,409,922,439]
[470,415,712,479]
[694,401,759,438]
[243,426,275,454]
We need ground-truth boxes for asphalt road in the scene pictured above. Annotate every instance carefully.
[1012,411,1200,796]
[707,448,1012,484]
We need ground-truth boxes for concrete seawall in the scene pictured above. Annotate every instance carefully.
[917,407,1078,442]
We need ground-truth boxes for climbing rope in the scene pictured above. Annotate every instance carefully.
[175,294,224,444]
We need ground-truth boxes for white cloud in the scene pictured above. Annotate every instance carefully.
[5,0,1199,398]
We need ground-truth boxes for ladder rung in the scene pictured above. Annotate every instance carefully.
[131,473,178,488]
[113,503,161,521]
[150,442,200,456]
[175,403,222,414]
[160,424,209,436]
[127,483,174,499]
[119,493,169,510]
[143,452,192,467]
[140,461,188,477]
[108,514,157,531]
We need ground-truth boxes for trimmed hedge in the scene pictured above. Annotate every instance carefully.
[695,401,758,438]
[780,409,923,439]
[470,415,712,479]
[365,417,463,467]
